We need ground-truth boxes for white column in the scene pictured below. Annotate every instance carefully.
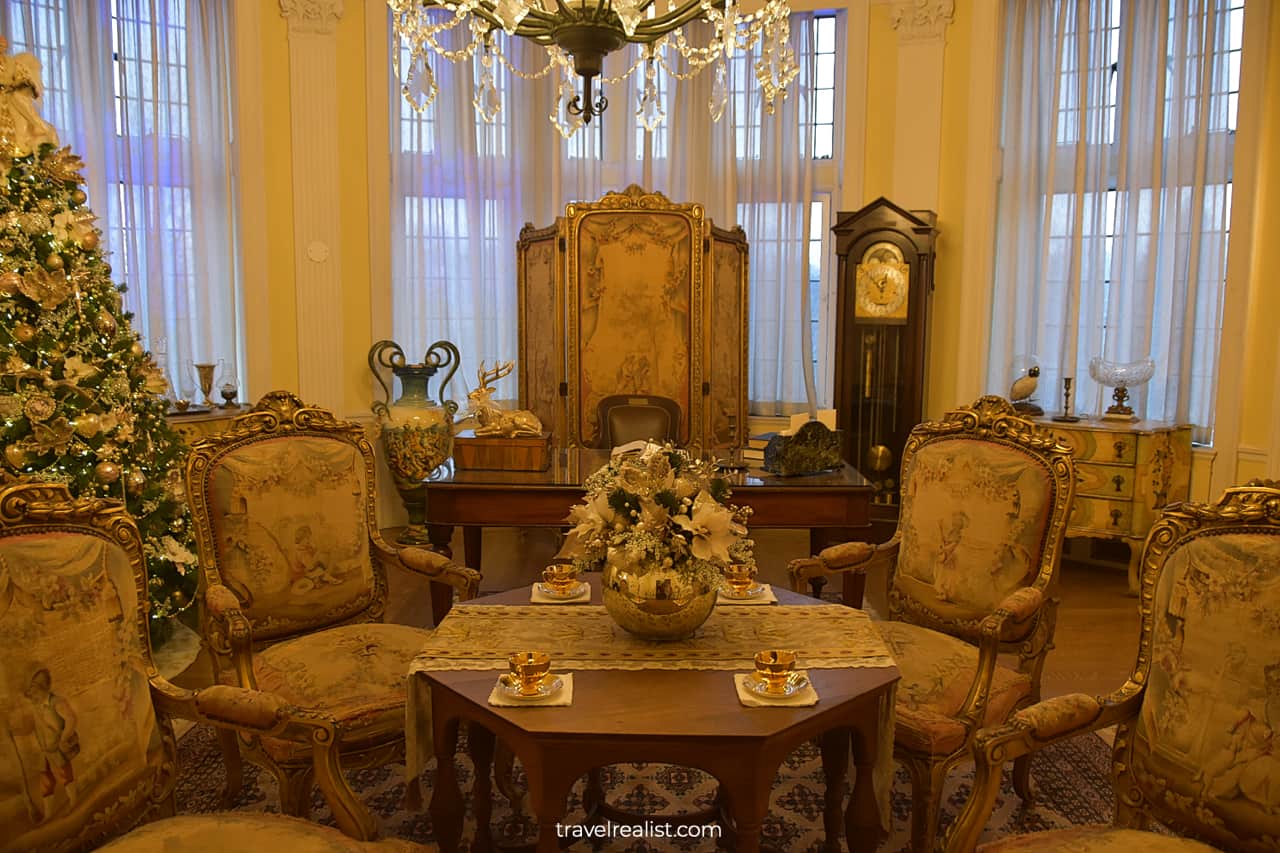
[888,0,955,210]
[279,0,345,412]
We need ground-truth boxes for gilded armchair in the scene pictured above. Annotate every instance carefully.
[789,397,1076,852]
[945,481,1280,853]
[185,392,480,839]
[0,481,425,851]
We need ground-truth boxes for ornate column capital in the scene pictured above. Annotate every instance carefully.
[889,0,955,43]
[279,0,344,35]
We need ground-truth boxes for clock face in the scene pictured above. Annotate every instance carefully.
[854,242,910,320]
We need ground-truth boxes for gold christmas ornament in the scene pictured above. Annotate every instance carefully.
[95,460,121,483]
[73,412,101,438]
[70,189,87,205]
[95,309,116,336]
[43,253,64,271]
[22,393,56,422]
[80,230,99,250]
[13,322,35,342]
[0,271,20,295]
[126,468,146,495]
[130,340,145,357]
[36,198,56,214]
[19,211,50,235]
[4,443,29,467]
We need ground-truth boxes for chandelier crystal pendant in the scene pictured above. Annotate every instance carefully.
[389,0,800,138]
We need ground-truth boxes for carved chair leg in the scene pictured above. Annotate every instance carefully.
[905,756,947,853]
[1115,796,1151,831]
[1012,754,1034,805]
[216,727,245,808]
[280,765,315,819]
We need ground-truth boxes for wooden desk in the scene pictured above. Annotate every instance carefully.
[415,581,899,853]
[421,448,873,575]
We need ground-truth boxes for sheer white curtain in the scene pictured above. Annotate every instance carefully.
[391,13,835,414]
[3,0,242,399]
[988,0,1237,443]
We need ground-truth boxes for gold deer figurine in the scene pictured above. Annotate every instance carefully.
[468,361,544,438]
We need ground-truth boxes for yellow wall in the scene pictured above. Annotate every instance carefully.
[235,0,1280,486]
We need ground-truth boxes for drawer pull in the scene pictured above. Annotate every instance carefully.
[1113,474,1125,493]
[1113,440,1127,460]
[1110,508,1123,528]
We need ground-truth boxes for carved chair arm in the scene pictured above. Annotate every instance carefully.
[951,586,1049,735]
[201,582,257,689]
[787,536,901,600]
[149,677,377,840]
[396,546,482,601]
[944,684,1145,853]
[989,586,1045,641]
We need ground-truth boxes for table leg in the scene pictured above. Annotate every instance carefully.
[464,526,483,574]
[468,723,496,853]
[719,765,772,853]
[522,752,576,853]
[846,712,886,853]
[819,729,851,853]
[426,524,454,559]
[428,715,464,853]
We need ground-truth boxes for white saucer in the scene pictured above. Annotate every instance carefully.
[497,673,565,701]
[744,672,809,699]
[720,582,766,600]
[536,580,589,600]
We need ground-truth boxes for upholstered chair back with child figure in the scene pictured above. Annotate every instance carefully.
[789,396,1077,852]
[0,480,420,850]
[946,480,1280,852]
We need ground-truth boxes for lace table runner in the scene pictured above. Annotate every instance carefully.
[408,603,894,674]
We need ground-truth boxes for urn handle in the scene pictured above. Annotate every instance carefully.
[367,338,462,419]
[368,339,406,420]
[425,339,462,416]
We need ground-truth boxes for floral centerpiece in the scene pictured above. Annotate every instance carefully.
[560,442,754,639]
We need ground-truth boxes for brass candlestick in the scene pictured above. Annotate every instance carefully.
[1052,377,1081,422]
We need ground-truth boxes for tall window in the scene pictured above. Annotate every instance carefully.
[3,0,241,398]
[390,12,844,413]
[989,0,1240,444]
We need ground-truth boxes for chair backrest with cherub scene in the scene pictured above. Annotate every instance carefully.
[1116,480,1280,848]
[0,482,176,852]
[185,392,388,651]
[889,397,1076,640]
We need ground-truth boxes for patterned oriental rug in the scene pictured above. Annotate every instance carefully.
[174,725,1117,851]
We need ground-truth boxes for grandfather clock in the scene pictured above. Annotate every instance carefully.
[832,198,938,515]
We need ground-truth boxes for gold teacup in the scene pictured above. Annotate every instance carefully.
[723,563,757,594]
[541,564,579,593]
[508,651,552,695]
[754,649,797,693]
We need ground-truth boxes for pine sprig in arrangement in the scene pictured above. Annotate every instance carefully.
[0,139,198,620]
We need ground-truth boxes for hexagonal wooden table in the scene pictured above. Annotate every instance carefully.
[423,584,899,853]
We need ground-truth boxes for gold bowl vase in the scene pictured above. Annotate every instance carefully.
[600,551,717,641]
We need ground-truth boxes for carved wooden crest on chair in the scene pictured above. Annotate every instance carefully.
[0,481,410,848]
[184,391,479,838]
[788,396,1077,852]
[517,185,748,449]
[947,480,1280,852]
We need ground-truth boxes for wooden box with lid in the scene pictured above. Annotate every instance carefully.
[1039,417,1191,592]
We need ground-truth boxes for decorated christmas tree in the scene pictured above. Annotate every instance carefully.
[0,40,197,620]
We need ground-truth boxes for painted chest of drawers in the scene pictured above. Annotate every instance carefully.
[1038,418,1192,591]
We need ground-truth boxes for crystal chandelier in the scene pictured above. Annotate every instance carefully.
[388,0,800,138]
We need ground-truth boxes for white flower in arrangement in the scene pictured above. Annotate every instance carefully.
[153,535,196,572]
[560,442,754,587]
[51,209,97,245]
[61,355,98,382]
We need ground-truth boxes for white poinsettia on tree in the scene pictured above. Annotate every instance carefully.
[560,442,755,590]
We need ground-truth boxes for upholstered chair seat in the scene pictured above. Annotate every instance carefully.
[877,622,1033,755]
[186,392,481,839]
[594,394,683,447]
[99,814,429,852]
[789,397,1077,852]
[0,481,425,850]
[946,481,1280,853]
